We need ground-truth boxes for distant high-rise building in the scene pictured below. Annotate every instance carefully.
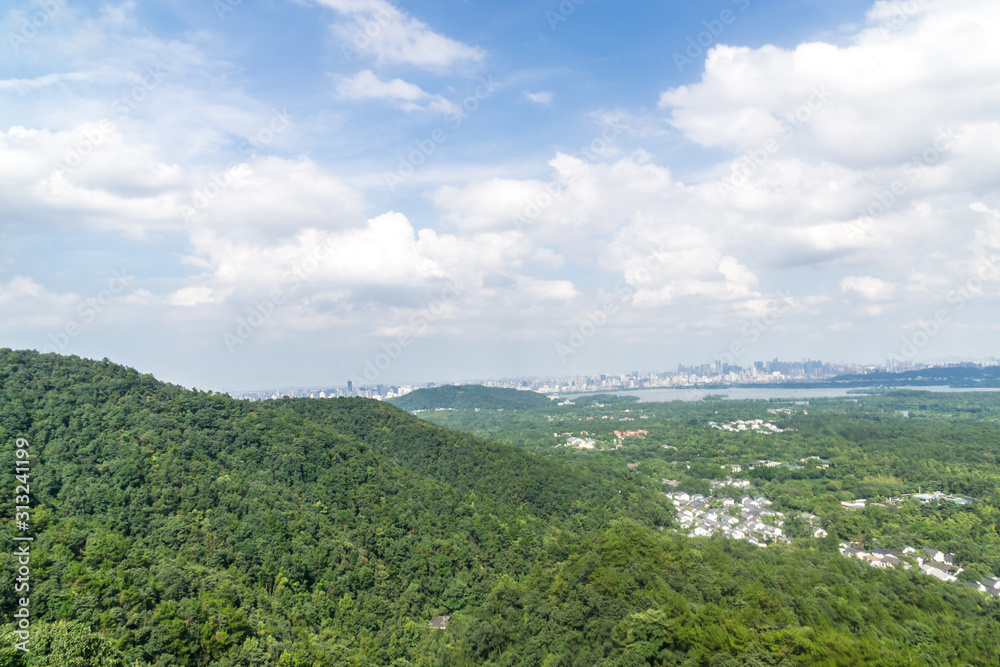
[347,380,353,395]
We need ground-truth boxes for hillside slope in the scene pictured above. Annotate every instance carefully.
[0,351,667,665]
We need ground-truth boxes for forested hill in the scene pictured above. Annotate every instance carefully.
[827,365,1000,387]
[0,350,667,665]
[2,350,1000,666]
[388,384,553,411]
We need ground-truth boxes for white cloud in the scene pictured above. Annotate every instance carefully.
[0,125,365,240]
[167,286,223,307]
[0,112,569,341]
[334,70,456,113]
[525,91,554,105]
[972,202,1000,251]
[185,212,513,300]
[840,275,896,300]
[181,156,368,237]
[431,153,770,317]
[0,276,81,331]
[336,69,426,102]
[315,0,485,70]
[0,72,97,92]
[658,0,1000,170]
[514,276,578,301]
[0,124,183,238]
[432,177,555,232]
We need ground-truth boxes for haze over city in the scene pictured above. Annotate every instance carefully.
[3,0,999,391]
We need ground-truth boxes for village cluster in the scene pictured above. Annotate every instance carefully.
[555,425,649,449]
[838,491,974,511]
[662,479,817,547]
[708,419,788,433]
[839,544,1000,598]
[550,409,998,601]
[720,456,829,474]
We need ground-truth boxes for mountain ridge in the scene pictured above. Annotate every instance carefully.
[388,384,554,411]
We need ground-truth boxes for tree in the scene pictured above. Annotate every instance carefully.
[0,621,128,667]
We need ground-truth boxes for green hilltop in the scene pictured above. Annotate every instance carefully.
[388,384,554,411]
[1,350,998,666]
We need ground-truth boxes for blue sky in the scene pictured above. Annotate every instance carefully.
[2,0,999,390]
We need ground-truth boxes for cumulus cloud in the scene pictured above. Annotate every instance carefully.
[658,0,1000,170]
[972,202,1000,251]
[840,275,896,301]
[0,124,183,238]
[0,126,366,240]
[429,0,1000,346]
[166,286,225,307]
[316,0,485,70]
[0,115,572,347]
[0,277,76,326]
[334,70,456,113]
[180,156,368,237]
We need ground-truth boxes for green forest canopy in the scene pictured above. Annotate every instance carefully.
[1,349,999,666]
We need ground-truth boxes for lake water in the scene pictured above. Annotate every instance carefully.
[561,386,1000,403]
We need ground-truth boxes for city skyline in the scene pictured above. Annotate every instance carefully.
[228,357,1000,402]
[2,0,999,391]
